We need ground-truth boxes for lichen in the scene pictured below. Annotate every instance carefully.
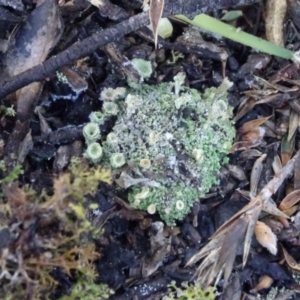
[99,72,235,225]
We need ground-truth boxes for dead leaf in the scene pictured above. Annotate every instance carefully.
[281,133,295,167]
[252,275,273,292]
[4,0,64,163]
[243,203,262,266]
[17,130,33,164]
[279,189,300,210]
[239,149,263,160]
[5,0,64,119]
[241,127,266,145]
[222,273,242,300]
[238,116,271,134]
[149,0,164,49]
[281,244,300,273]
[288,109,299,141]
[250,154,267,199]
[229,141,261,153]
[262,198,290,219]
[254,221,277,255]
[142,221,171,277]
[226,164,247,181]
[3,182,27,209]
[272,154,282,175]
[234,97,256,122]
[53,145,72,172]
[36,108,52,135]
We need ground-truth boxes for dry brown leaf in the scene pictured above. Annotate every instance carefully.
[5,0,63,119]
[243,204,262,266]
[4,0,64,162]
[191,217,248,287]
[213,196,262,237]
[279,189,300,210]
[288,109,299,141]
[2,183,27,209]
[265,0,287,46]
[281,205,298,217]
[234,97,256,122]
[281,244,300,272]
[226,164,247,181]
[142,222,170,277]
[254,75,298,93]
[222,274,242,300]
[238,116,271,134]
[241,127,266,145]
[254,221,277,255]
[149,0,164,49]
[229,141,261,153]
[17,129,33,164]
[239,149,263,160]
[281,133,295,167]
[262,198,290,219]
[53,145,72,172]
[250,154,267,199]
[252,275,273,292]
[272,154,282,175]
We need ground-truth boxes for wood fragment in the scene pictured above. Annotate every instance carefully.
[265,0,287,46]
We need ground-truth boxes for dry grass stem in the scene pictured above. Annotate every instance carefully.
[187,150,300,287]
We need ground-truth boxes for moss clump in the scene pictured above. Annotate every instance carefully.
[165,281,216,300]
[59,276,113,300]
[0,158,112,299]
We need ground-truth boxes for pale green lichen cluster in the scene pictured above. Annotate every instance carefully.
[83,87,128,163]
[82,122,102,163]
[98,72,235,225]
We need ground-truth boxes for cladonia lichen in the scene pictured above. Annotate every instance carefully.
[95,72,235,225]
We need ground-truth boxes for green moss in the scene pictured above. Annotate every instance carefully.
[0,164,23,184]
[59,277,113,300]
[0,105,16,117]
[0,158,112,299]
[166,281,216,300]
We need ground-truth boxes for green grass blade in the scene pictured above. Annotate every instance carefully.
[175,14,293,60]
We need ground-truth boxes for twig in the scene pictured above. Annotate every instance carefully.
[0,0,260,100]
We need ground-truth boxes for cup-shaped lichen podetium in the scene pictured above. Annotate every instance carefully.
[83,123,101,144]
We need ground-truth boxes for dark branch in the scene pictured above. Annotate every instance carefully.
[0,0,259,100]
